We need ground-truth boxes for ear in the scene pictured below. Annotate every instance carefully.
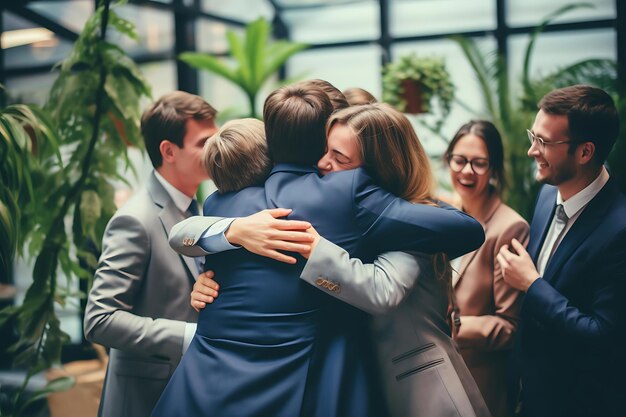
[577,141,595,165]
[160,140,177,164]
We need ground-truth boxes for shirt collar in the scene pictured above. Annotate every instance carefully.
[269,163,319,176]
[153,170,194,214]
[556,166,609,218]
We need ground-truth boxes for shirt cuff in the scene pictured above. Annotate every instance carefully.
[182,323,197,355]
[198,218,239,253]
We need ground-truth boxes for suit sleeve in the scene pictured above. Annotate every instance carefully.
[300,237,424,315]
[84,214,186,360]
[352,170,485,258]
[523,229,626,347]
[455,220,529,351]
[169,215,230,256]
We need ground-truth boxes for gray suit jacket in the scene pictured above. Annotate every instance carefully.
[84,172,217,417]
[301,238,491,417]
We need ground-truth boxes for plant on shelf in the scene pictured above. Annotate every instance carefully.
[0,0,151,415]
[452,2,620,220]
[382,54,455,133]
[179,17,308,118]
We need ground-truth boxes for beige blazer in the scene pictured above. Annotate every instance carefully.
[453,195,529,417]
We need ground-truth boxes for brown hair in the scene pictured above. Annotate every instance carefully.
[306,79,350,111]
[141,91,217,168]
[203,118,271,193]
[343,87,377,106]
[263,83,333,166]
[444,120,506,195]
[539,85,619,164]
[327,103,454,320]
[327,103,434,203]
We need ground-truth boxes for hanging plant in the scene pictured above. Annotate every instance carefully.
[382,54,455,132]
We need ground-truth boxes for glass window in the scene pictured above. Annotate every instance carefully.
[3,11,74,71]
[508,28,616,99]
[282,1,379,44]
[507,0,615,27]
[197,22,243,54]
[110,3,174,56]
[390,0,495,37]
[287,45,383,98]
[27,0,94,33]
[201,0,273,23]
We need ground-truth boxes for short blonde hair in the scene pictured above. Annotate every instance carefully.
[203,118,271,193]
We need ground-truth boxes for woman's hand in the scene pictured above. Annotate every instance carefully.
[225,208,314,264]
[301,226,321,260]
[191,270,220,312]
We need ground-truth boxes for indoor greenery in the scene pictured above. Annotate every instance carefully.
[382,54,455,133]
[0,0,151,415]
[179,17,308,118]
[452,2,620,220]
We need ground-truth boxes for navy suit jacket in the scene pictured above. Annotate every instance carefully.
[514,178,626,417]
[197,164,483,417]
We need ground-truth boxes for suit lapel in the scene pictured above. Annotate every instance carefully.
[147,173,197,283]
[528,186,557,263]
[542,179,617,285]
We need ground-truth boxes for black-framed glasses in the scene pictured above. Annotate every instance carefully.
[447,154,490,175]
[527,129,572,150]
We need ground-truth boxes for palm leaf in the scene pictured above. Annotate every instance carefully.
[179,52,240,86]
[522,3,593,97]
[245,18,269,91]
[451,36,498,122]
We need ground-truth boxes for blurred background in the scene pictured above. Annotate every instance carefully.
[1,1,623,415]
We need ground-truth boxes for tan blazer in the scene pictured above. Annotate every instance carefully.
[453,195,529,417]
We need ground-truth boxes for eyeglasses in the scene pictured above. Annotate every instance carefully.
[447,154,490,175]
[527,129,572,150]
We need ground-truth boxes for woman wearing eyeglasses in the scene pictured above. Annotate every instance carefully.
[444,120,530,417]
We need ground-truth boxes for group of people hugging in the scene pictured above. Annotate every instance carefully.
[85,79,626,417]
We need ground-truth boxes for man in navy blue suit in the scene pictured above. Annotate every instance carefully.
[497,85,626,417]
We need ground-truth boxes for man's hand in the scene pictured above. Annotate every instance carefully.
[225,208,314,264]
[191,270,220,312]
[497,238,541,292]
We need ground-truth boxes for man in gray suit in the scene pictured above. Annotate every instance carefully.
[84,91,220,417]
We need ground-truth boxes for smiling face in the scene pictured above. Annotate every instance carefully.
[317,123,363,175]
[528,109,577,187]
[448,133,492,203]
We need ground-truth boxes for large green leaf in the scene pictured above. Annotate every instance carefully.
[179,53,240,85]
[178,18,307,117]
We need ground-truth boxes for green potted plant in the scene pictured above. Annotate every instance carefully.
[382,54,455,132]
[179,18,308,118]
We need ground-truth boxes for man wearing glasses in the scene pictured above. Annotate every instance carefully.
[496,85,626,417]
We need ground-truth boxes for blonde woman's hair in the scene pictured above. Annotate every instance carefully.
[327,103,434,204]
[203,118,271,193]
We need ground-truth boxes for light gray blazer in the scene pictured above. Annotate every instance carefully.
[84,173,218,417]
[301,238,492,417]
